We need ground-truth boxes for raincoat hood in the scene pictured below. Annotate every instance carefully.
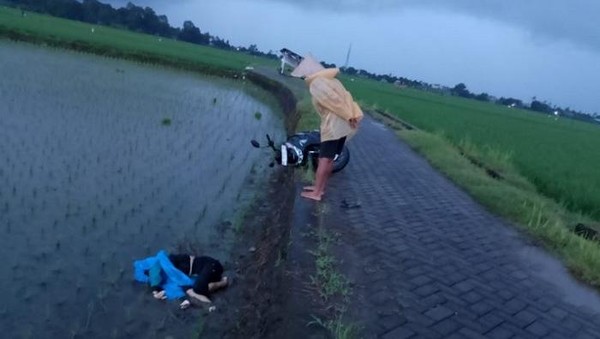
[291,53,363,142]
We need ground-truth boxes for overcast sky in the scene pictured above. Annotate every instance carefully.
[105,0,600,114]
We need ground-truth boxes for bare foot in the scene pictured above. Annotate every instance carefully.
[180,299,191,310]
[303,186,325,194]
[152,290,166,300]
[301,190,322,201]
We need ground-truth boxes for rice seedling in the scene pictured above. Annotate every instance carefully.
[83,301,95,331]
[70,325,82,339]
[0,30,285,336]
[51,267,62,276]
[254,111,262,120]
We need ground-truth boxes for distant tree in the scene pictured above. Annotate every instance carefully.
[530,100,553,114]
[247,44,260,55]
[321,61,337,68]
[451,83,472,98]
[178,20,209,44]
[497,97,524,108]
[474,92,490,102]
[343,67,358,75]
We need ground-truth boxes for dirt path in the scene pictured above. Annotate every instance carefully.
[315,115,600,338]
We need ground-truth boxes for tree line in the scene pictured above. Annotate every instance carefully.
[3,0,279,59]
[449,83,598,124]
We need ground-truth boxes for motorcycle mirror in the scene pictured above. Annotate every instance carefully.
[250,140,261,148]
[266,134,275,147]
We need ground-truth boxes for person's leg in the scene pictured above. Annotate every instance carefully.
[302,137,342,201]
[208,277,229,292]
[207,259,228,292]
[301,157,333,201]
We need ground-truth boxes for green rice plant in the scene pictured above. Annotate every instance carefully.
[345,75,600,220]
[19,326,33,339]
[84,302,94,331]
[161,118,171,126]
[254,111,262,120]
[51,267,62,276]
[70,325,82,339]
[309,314,360,339]
[309,228,350,301]
[195,317,205,337]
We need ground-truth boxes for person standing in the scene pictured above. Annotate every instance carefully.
[291,54,363,201]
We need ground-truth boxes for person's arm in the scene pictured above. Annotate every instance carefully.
[310,78,360,123]
[186,288,211,303]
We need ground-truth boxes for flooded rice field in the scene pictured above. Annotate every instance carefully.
[0,42,284,338]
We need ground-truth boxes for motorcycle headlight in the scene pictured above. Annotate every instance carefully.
[280,145,288,166]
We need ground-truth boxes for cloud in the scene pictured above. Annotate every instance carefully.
[259,0,600,51]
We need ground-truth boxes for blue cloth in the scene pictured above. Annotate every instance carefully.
[133,250,196,299]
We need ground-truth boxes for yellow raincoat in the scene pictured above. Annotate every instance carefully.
[305,68,364,142]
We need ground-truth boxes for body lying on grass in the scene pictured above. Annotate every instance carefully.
[134,250,229,309]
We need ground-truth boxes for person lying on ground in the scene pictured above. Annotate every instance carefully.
[134,250,228,307]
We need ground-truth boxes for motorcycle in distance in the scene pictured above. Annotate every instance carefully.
[250,130,350,173]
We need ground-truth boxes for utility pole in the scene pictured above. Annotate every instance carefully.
[343,43,352,69]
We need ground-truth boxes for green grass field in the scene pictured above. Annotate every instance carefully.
[342,76,600,220]
[0,6,274,71]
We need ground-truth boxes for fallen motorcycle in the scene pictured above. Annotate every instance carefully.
[250,130,350,173]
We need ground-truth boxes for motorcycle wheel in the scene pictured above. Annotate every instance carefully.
[309,146,350,173]
[332,147,350,173]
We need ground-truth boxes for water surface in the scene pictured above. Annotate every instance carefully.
[0,41,284,338]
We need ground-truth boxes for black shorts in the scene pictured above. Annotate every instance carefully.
[320,137,346,159]
[191,257,223,296]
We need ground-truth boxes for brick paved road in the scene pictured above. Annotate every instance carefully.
[321,116,600,339]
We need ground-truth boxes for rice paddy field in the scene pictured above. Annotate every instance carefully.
[343,76,600,220]
[0,6,275,71]
[0,41,284,338]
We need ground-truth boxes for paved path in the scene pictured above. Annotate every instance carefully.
[322,116,600,339]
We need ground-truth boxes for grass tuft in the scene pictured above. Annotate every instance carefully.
[309,314,360,339]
